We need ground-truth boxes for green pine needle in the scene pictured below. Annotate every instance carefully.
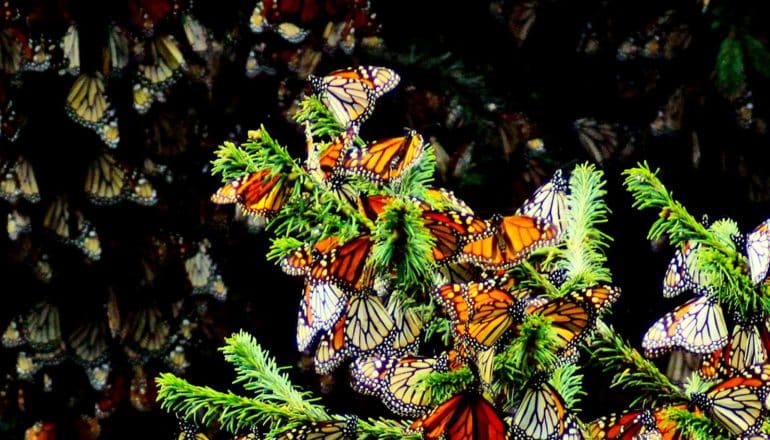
[715,34,746,100]
[592,320,686,407]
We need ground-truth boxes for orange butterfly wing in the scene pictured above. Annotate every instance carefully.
[461,214,557,268]
[412,393,505,440]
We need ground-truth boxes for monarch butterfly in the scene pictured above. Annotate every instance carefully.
[16,351,43,380]
[312,291,394,374]
[573,118,620,165]
[295,281,348,352]
[211,169,294,218]
[59,24,80,75]
[68,322,111,391]
[650,88,684,136]
[2,316,24,348]
[285,235,374,291]
[85,153,126,205]
[309,66,400,132]
[745,218,770,285]
[358,194,487,264]
[663,241,713,298]
[642,295,728,357]
[130,365,157,412]
[106,288,121,338]
[7,208,31,240]
[137,34,186,93]
[181,14,209,53]
[509,375,582,440]
[124,169,158,206]
[351,353,451,417]
[165,343,190,375]
[587,404,691,439]
[275,417,358,440]
[459,214,559,269]
[42,197,102,261]
[24,301,65,360]
[410,392,506,440]
[24,421,56,440]
[103,23,130,76]
[65,72,120,149]
[176,416,210,440]
[14,156,40,202]
[184,240,228,301]
[383,295,423,355]
[508,1,538,46]
[0,28,28,75]
[121,305,171,362]
[515,168,570,235]
[340,131,425,185]
[690,364,770,436]
[698,314,770,380]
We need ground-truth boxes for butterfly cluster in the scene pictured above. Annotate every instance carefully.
[205,64,627,440]
[578,208,770,438]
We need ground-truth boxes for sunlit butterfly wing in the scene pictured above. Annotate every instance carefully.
[460,214,558,269]
[642,295,728,357]
[515,169,569,235]
[341,131,425,185]
[345,292,393,352]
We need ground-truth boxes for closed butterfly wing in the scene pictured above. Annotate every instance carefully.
[746,219,770,285]
[691,364,770,436]
[509,377,578,440]
[642,295,728,357]
[663,241,712,297]
[515,169,569,235]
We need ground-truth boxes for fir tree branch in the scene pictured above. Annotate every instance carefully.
[356,418,421,440]
[666,406,731,440]
[622,163,725,252]
[592,320,686,406]
[156,373,318,434]
[219,331,328,420]
[557,163,612,293]
[550,363,585,411]
[623,162,768,316]
[424,366,475,404]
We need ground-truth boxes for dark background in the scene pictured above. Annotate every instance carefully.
[2,0,770,438]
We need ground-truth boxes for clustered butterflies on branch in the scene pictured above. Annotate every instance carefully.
[209,63,628,440]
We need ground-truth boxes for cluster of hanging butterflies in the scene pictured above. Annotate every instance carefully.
[208,64,629,440]
[616,216,770,438]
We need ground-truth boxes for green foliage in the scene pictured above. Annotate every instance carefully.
[743,34,770,79]
[592,321,686,407]
[557,163,612,293]
[423,367,474,404]
[715,34,745,100]
[623,162,770,316]
[667,406,731,440]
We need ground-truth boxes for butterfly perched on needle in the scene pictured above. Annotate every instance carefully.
[309,65,400,139]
